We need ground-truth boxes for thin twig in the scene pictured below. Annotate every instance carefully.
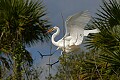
[94,50,103,80]
[61,13,66,53]
[61,13,69,80]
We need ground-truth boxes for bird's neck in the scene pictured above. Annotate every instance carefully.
[52,27,60,46]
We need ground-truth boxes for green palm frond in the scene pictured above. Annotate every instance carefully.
[0,0,51,46]
[85,0,120,50]
[95,0,120,29]
[85,0,120,75]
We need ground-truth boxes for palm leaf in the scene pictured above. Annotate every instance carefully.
[0,0,51,46]
[85,0,120,75]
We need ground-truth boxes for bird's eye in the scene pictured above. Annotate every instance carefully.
[52,28,54,30]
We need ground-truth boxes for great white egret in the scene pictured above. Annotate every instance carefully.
[47,10,100,54]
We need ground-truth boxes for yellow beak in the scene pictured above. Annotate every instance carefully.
[46,28,55,33]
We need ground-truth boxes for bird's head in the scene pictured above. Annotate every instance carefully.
[46,26,58,33]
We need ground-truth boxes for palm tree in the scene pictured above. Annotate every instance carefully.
[0,0,50,79]
[85,0,120,77]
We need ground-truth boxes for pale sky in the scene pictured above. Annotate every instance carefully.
[26,0,103,79]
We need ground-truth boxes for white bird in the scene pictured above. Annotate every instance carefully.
[47,10,100,54]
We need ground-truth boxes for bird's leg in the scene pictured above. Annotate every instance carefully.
[61,51,63,55]
[74,33,79,44]
[69,33,78,46]
[56,47,60,50]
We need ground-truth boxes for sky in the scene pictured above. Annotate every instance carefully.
[26,0,103,79]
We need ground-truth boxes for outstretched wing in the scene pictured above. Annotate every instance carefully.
[65,10,91,45]
[84,29,100,36]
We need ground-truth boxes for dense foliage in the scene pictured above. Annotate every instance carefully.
[0,0,50,79]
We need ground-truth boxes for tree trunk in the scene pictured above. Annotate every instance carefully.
[13,56,22,80]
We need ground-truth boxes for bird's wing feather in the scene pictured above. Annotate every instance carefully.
[84,29,100,36]
[65,10,91,45]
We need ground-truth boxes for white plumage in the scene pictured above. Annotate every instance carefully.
[47,10,100,54]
